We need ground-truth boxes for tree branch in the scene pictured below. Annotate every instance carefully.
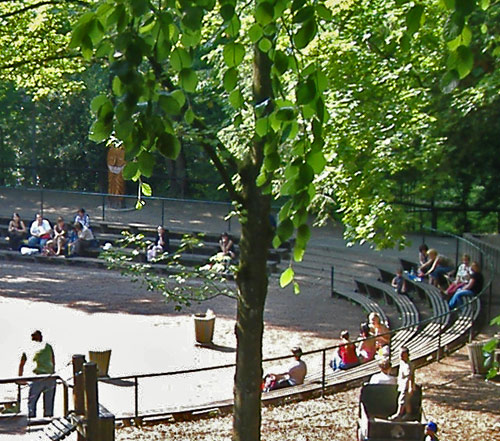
[0,52,82,71]
[147,56,243,204]
[0,0,91,19]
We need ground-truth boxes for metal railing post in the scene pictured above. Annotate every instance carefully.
[331,266,334,297]
[455,237,460,268]
[321,349,326,398]
[134,377,139,418]
[437,322,442,362]
[161,199,165,226]
[102,194,106,221]
[40,189,44,217]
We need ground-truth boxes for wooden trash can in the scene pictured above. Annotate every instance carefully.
[88,350,112,377]
[466,342,487,376]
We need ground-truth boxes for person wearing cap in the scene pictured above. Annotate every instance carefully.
[424,421,439,441]
[263,347,307,391]
[18,330,56,418]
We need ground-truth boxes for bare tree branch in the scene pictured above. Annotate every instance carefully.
[0,0,91,19]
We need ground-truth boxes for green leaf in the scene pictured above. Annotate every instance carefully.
[130,0,149,16]
[220,3,235,21]
[179,68,198,92]
[248,24,263,43]
[264,152,280,171]
[89,121,112,143]
[258,38,273,53]
[296,78,317,105]
[185,108,195,124]
[442,0,455,9]
[223,68,238,92]
[256,117,269,137]
[276,107,295,121]
[480,0,490,10]
[170,48,192,71]
[277,218,294,241]
[157,133,181,159]
[306,150,326,174]
[293,6,315,24]
[159,94,181,115]
[223,42,245,67]
[455,45,474,78]
[443,12,465,41]
[123,162,139,180]
[256,2,274,26]
[138,151,155,177]
[455,0,475,15]
[315,4,332,21]
[440,69,460,93]
[406,4,424,35]
[141,182,152,196]
[294,246,305,262]
[171,90,186,108]
[182,7,204,31]
[273,50,289,74]
[491,315,500,326]
[279,267,294,288]
[293,19,317,49]
[90,95,110,114]
[229,89,244,109]
[226,15,241,37]
[293,281,300,294]
[296,224,310,247]
[400,33,411,52]
[483,339,498,352]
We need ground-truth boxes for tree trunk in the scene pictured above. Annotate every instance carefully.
[232,14,275,441]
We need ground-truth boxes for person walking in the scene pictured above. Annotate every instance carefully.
[18,330,56,418]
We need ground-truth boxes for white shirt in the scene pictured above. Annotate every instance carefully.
[78,226,94,241]
[287,359,307,385]
[369,372,397,385]
[30,219,51,236]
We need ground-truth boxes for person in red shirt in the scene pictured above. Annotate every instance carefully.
[330,330,359,371]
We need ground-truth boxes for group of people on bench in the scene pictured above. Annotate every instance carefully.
[330,312,390,372]
[6,208,96,257]
[416,245,484,309]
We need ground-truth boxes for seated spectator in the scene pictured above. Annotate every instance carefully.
[356,323,376,363]
[391,267,408,295]
[424,421,439,441]
[418,243,429,267]
[28,214,52,250]
[147,226,170,262]
[449,261,483,309]
[368,312,391,350]
[418,247,437,277]
[369,359,396,385]
[445,253,471,296]
[46,217,68,256]
[74,208,90,229]
[263,347,307,391]
[69,222,96,256]
[330,330,359,371]
[7,212,27,251]
[422,249,454,288]
[219,232,236,260]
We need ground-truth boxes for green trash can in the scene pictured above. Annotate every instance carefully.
[193,312,215,344]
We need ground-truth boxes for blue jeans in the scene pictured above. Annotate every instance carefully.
[330,354,359,372]
[28,236,48,250]
[449,289,474,309]
[430,266,453,284]
[28,378,56,417]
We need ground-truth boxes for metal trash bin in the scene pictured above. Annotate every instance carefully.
[193,312,215,344]
[88,350,112,377]
[466,342,487,376]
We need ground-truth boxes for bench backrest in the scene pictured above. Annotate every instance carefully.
[360,383,422,420]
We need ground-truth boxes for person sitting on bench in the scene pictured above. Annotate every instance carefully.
[70,222,96,256]
[330,330,359,371]
[368,312,391,354]
[263,347,306,391]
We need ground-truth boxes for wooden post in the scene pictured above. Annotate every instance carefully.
[72,354,86,441]
[84,362,99,441]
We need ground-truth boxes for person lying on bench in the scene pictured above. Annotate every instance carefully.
[263,347,306,391]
